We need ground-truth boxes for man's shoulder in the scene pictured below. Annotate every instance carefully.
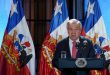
[57,37,69,44]
[80,36,92,43]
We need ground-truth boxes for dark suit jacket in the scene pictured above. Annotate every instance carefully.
[52,36,96,75]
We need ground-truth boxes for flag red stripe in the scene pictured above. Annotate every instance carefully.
[0,52,31,75]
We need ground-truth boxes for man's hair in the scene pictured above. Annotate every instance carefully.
[67,19,82,29]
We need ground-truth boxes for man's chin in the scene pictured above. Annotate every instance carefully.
[70,38,77,41]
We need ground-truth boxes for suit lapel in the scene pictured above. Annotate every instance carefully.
[65,37,71,58]
[76,36,90,58]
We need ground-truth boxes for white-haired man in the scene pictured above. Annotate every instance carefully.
[52,19,96,75]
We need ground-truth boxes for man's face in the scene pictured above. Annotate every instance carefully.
[67,23,81,41]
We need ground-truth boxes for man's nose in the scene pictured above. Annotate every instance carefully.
[71,31,76,35]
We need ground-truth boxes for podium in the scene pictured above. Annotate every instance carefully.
[58,58,105,70]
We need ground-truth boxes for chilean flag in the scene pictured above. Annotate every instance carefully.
[38,0,69,75]
[83,0,110,75]
[0,0,35,75]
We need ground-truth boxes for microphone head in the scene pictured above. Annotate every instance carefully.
[83,40,88,45]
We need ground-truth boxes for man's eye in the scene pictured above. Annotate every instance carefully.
[69,28,72,31]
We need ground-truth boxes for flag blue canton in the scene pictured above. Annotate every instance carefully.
[6,0,24,33]
[84,0,101,33]
[49,0,68,33]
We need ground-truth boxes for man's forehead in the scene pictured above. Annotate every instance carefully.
[69,23,80,27]
[74,26,80,28]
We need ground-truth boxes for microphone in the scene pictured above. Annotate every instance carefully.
[76,40,88,49]
[75,40,89,58]
[75,42,80,49]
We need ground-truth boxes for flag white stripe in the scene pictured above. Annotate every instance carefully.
[86,16,109,47]
[9,16,35,75]
[50,17,69,41]
[86,16,107,38]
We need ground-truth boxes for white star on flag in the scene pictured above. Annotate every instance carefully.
[54,1,63,16]
[87,1,95,18]
[10,1,18,17]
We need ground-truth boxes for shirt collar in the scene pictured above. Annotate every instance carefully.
[69,38,80,43]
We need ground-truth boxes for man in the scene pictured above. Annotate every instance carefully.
[52,19,96,75]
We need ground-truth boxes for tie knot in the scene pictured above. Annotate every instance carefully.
[72,41,76,46]
[73,41,76,44]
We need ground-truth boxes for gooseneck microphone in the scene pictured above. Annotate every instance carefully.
[75,42,80,49]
